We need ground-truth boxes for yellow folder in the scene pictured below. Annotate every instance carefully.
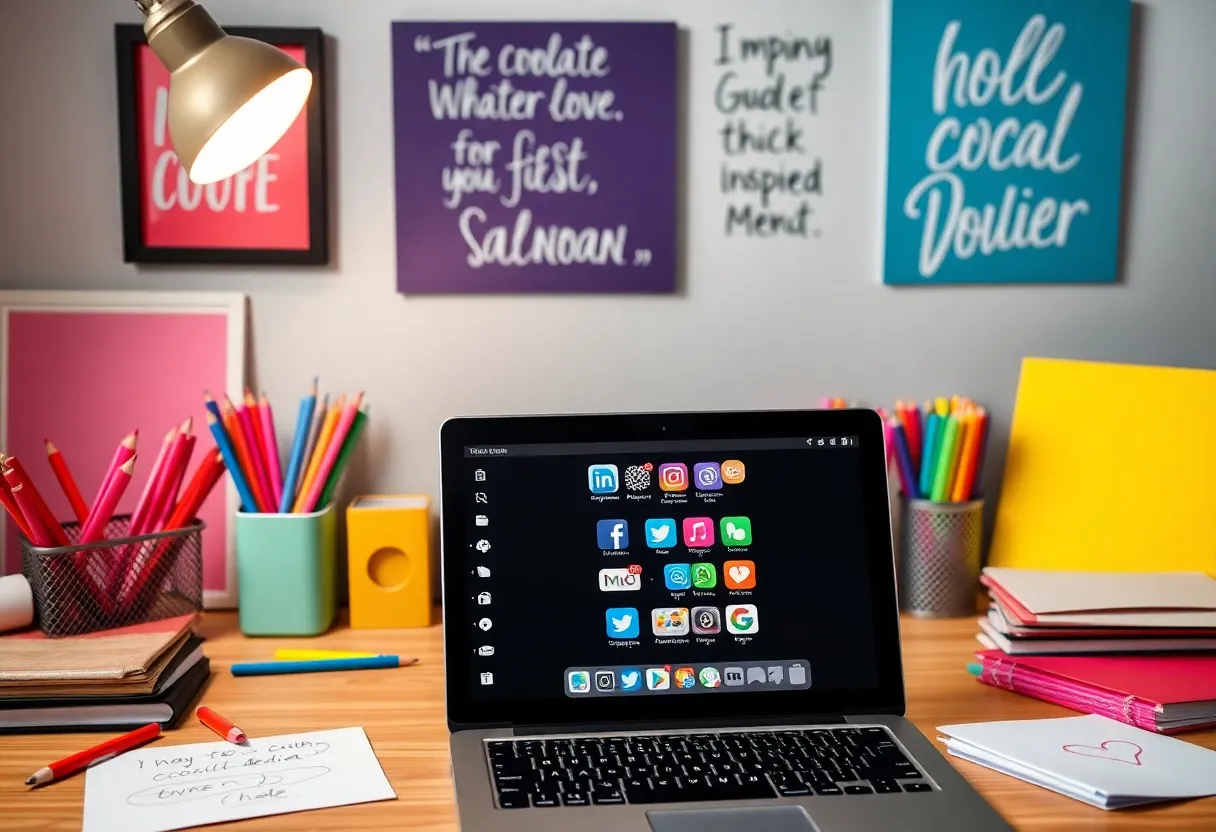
[989,358,1216,576]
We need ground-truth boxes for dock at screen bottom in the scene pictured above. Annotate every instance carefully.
[564,660,811,697]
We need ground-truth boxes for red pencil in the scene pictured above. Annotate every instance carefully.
[3,457,69,547]
[172,450,225,518]
[197,706,247,744]
[0,459,35,540]
[151,422,196,532]
[24,723,160,786]
[44,441,89,524]
[237,396,274,513]
[127,427,175,538]
[86,431,137,532]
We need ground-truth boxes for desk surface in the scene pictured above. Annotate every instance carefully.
[3,613,1213,830]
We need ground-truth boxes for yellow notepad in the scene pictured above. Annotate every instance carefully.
[989,358,1216,576]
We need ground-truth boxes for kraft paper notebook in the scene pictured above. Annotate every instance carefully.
[989,358,1216,576]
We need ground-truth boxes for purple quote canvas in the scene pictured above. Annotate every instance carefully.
[392,22,677,294]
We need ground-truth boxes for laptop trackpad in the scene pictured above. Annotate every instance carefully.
[648,806,819,832]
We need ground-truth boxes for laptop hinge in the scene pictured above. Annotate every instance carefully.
[515,714,847,736]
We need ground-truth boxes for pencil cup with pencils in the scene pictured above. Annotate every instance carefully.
[897,497,983,617]
[20,516,204,637]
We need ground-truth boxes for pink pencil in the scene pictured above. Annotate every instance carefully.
[78,456,137,544]
[152,433,196,531]
[297,392,363,513]
[87,431,137,528]
[236,402,274,514]
[127,428,175,537]
[259,393,284,509]
[141,420,192,535]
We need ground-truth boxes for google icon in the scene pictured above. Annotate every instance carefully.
[725,604,759,635]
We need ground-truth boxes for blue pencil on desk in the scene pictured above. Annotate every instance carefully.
[230,655,417,676]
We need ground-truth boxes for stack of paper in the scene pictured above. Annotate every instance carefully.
[938,715,1216,810]
[978,567,1216,655]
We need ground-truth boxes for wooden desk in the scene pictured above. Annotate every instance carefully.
[3,613,1213,830]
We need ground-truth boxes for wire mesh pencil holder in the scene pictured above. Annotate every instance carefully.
[20,515,204,637]
[897,497,983,618]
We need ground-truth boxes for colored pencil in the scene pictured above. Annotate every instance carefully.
[293,395,343,512]
[259,393,284,509]
[149,420,195,532]
[223,397,270,513]
[934,397,949,418]
[202,390,223,424]
[965,408,990,500]
[3,457,69,547]
[832,398,846,409]
[889,419,919,500]
[196,706,246,744]
[279,379,318,513]
[876,407,893,466]
[237,395,275,514]
[945,411,972,500]
[817,397,833,409]
[4,467,55,547]
[315,406,368,510]
[299,394,364,513]
[44,441,89,524]
[90,431,138,517]
[930,415,960,501]
[919,411,942,499]
[295,393,328,507]
[172,450,225,519]
[952,410,984,502]
[77,456,136,544]
[230,655,415,676]
[127,427,175,538]
[274,648,379,660]
[205,411,257,513]
[0,466,35,540]
[24,723,161,786]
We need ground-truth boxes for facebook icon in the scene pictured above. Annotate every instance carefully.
[597,519,630,550]
[587,464,619,494]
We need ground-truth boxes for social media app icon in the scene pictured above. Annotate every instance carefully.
[724,560,756,589]
[646,667,670,690]
[664,563,691,590]
[723,666,745,686]
[606,607,639,639]
[645,518,677,548]
[619,668,642,691]
[625,464,652,491]
[588,464,619,494]
[726,604,759,635]
[597,519,630,550]
[658,462,688,491]
[692,462,722,490]
[599,566,642,591]
[691,562,717,589]
[673,667,696,689]
[721,460,745,484]
[720,516,752,547]
[651,607,689,636]
[595,670,615,691]
[691,605,721,634]
[568,670,590,693]
[682,517,714,547]
[699,667,722,688]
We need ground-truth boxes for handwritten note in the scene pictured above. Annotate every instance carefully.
[83,727,395,832]
[391,21,677,293]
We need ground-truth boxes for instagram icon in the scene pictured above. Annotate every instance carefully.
[658,463,689,492]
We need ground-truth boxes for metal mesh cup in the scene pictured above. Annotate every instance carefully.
[897,498,983,617]
[20,515,204,637]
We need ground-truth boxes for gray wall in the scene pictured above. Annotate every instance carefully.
[0,0,1212,516]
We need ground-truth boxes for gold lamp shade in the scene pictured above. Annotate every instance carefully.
[141,0,313,185]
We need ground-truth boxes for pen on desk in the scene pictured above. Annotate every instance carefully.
[197,706,247,744]
[24,723,160,786]
[230,655,417,677]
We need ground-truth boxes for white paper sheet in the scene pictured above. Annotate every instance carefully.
[83,727,396,832]
[937,715,1216,810]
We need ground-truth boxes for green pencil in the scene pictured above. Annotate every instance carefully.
[930,415,960,500]
[316,407,369,509]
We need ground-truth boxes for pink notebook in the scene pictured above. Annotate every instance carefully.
[974,650,1216,733]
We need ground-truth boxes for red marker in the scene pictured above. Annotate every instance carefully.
[196,706,247,744]
[25,723,160,786]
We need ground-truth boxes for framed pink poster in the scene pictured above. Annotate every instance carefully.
[0,292,246,608]
[114,25,328,265]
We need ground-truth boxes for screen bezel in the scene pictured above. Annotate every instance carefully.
[440,409,905,730]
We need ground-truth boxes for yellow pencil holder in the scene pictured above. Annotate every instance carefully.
[897,497,984,618]
[346,495,433,628]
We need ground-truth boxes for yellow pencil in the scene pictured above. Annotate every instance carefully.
[293,395,344,511]
[934,397,949,417]
[274,649,380,661]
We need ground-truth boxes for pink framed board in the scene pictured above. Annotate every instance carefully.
[0,292,245,608]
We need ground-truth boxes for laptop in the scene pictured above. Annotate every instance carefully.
[440,409,1010,831]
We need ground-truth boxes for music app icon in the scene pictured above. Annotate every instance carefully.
[682,517,715,547]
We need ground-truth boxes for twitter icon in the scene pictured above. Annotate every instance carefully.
[645,518,677,549]
[605,607,639,639]
[619,668,642,691]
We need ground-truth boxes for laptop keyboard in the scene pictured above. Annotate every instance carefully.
[487,726,932,808]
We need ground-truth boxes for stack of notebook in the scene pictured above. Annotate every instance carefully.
[0,613,209,733]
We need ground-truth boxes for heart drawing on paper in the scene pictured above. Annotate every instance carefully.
[1062,740,1144,766]
[728,565,752,583]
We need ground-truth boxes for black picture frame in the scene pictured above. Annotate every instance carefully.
[114,24,329,265]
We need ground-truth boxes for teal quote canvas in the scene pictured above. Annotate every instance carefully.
[883,0,1131,284]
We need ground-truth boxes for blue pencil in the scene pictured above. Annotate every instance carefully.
[205,410,258,512]
[278,378,318,513]
[230,655,410,676]
[203,391,223,424]
[919,411,942,498]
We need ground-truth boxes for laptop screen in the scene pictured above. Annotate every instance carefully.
[441,411,904,728]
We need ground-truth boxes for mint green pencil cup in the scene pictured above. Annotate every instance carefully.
[235,505,336,636]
